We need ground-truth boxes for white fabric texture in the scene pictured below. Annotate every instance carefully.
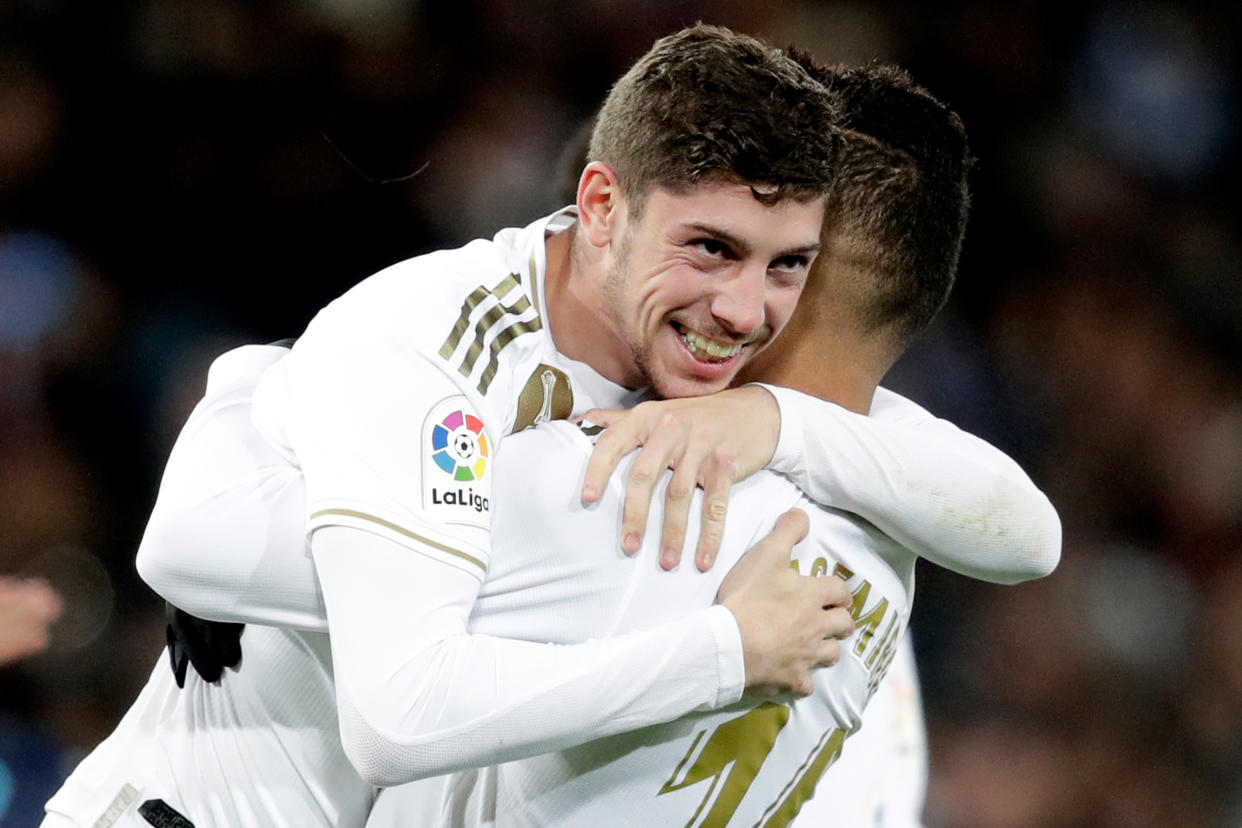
[763,383,1061,584]
[314,526,742,787]
[794,636,928,827]
[137,344,327,631]
[366,420,915,827]
[43,625,375,828]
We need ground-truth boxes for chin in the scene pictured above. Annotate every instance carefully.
[651,372,734,400]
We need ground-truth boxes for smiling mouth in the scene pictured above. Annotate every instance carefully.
[672,322,743,363]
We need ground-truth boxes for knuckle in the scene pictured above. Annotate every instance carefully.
[666,482,693,503]
[629,465,655,484]
[624,507,647,528]
[704,498,728,522]
[658,411,685,431]
[710,446,737,472]
[823,578,851,603]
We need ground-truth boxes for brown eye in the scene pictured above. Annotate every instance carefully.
[693,239,733,259]
[770,255,808,273]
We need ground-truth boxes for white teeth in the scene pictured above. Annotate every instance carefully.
[679,327,741,361]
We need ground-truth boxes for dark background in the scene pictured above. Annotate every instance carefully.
[1,1,1240,825]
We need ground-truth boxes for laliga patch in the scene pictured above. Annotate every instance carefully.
[423,396,491,529]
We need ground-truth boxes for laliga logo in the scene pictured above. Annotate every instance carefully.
[431,409,488,480]
[430,409,490,513]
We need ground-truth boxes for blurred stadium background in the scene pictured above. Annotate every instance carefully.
[1,1,1240,825]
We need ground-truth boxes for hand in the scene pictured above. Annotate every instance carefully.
[714,509,854,698]
[165,602,244,688]
[580,386,781,572]
[0,577,63,666]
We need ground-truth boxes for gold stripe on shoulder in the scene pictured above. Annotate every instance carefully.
[440,284,494,360]
[439,274,522,360]
[478,315,541,394]
[458,294,531,378]
[311,508,487,574]
[440,271,542,393]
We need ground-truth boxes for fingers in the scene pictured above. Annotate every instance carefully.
[816,638,842,670]
[694,455,737,572]
[0,578,63,666]
[818,574,854,613]
[757,509,810,565]
[821,604,855,642]
[619,426,681,557]
[580,408,635,504]
[21,578,63,621]
[659,464,696,570]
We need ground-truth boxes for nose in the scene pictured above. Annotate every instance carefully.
[710,261,767,337]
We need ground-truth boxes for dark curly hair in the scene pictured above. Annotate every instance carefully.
[588,24,840,218]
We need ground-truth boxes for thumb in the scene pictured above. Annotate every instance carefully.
[760,508,809,561]
[731,508,809,578]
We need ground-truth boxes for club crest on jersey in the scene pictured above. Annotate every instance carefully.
[423,396,491,529]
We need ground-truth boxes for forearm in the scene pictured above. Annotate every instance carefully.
[762,384,1061,584]
[136,345,329,631]
[316,526,744,786]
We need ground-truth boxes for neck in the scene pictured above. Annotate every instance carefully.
[738,320,893,415]
[543,229,644,388]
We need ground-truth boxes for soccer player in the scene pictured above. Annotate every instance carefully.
[39,26,842,828]
[351,62,1052,826]
[43,32,1058,828]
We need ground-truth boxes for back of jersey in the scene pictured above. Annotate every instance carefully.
[438,419,914,827]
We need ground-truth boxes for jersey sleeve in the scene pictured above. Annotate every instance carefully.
[313,525,744,786]
[136,344,330,631]
[252,293,498,579]
[759,383,1061,584]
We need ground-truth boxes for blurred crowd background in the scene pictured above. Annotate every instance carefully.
[1,1,1240,825]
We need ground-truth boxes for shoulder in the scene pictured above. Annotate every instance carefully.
[324,238,526,335]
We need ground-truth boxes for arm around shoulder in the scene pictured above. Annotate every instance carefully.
[135,386,328,631]
[762,384,1061,585]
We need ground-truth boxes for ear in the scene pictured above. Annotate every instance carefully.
[576,161,625,248]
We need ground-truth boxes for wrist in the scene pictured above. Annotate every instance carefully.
[705,605,746,706]
[744,383,796,474]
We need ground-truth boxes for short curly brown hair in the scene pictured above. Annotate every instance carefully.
[588,24,840,217]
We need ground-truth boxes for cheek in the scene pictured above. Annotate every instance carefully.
[641,271,702,320]
[768,286,805,332]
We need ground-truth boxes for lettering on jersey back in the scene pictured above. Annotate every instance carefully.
[827,561,903,697]
[511,364,573,433]
[423,396,492,529]
[791,558,903,696]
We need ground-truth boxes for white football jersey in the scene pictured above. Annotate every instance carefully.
[374,418,916,827]
[252,206,641,580]
[797,637,928,827]
[45,210,637,828]
[45,626,374,828]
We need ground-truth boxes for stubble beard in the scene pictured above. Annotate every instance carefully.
[600,226,656,391]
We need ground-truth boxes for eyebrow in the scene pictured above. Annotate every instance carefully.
[681,223,821,261]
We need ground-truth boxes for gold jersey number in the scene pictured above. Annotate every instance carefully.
[659,702,847,827]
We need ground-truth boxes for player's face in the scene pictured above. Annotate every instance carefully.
[603,182,822,399]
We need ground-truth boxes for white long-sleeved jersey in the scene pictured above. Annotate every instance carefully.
[362,418,916,827]
[45,201,1059,825]
[367,637,929,828]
